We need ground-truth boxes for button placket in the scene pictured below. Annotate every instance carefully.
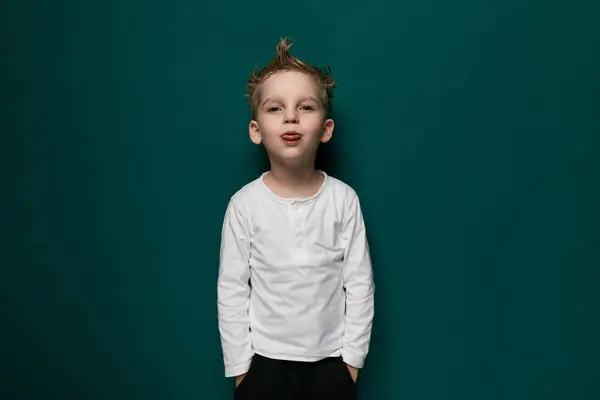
[290,201,304,248]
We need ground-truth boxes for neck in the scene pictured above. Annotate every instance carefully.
[266,160,322,198]
[270,165,317,184]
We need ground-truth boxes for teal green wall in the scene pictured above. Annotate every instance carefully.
[4,1,599,399]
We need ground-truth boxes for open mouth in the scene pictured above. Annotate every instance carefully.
[281,132,302,144]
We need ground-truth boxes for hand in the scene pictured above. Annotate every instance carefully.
[346,364,359,383]
[235,373,246,388]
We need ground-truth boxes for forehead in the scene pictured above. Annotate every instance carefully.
[260,70,320,100]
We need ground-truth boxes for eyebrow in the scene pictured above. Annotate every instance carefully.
[261,96,320,106]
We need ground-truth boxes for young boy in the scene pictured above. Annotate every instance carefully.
[217,38,375,399]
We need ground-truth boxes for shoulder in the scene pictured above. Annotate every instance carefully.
[323,174,367,229]
[323,173,360,206]
[227,174,265,212]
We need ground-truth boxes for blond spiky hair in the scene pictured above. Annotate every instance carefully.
[245,37,336,119]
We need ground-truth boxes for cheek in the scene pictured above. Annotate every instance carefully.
[304,116,326,132]
[258,118,281,136]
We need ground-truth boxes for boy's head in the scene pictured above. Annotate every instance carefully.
[246,38,336,167]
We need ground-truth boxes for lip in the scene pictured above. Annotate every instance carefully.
[281,130,301,137]
[281,131,302,145]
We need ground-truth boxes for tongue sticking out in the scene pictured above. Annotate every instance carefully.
[282,133,301,142]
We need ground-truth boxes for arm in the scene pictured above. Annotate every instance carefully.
[340,193,375,371]
[217,198,253,378]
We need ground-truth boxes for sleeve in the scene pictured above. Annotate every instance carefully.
[217,198,253,377]
[340,193,375,369]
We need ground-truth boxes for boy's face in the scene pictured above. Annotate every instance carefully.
[249,70,334,166]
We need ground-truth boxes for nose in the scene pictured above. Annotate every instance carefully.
[284,109,298,124]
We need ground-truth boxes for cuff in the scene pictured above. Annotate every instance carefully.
[225,359,252,378]
[341,348,365,369]
[224,359,252,378]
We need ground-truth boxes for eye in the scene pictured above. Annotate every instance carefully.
[267,106,281,112]
[299,105,314,111]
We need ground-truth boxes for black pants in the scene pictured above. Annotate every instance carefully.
[233,354,357,400]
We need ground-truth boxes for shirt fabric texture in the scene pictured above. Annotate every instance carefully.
[217,171,375,377]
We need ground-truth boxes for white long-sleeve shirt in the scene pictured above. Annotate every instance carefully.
[217,171,375,377]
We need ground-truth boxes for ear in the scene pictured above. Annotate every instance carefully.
[320,118,334,144]
[249,120,262,145]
